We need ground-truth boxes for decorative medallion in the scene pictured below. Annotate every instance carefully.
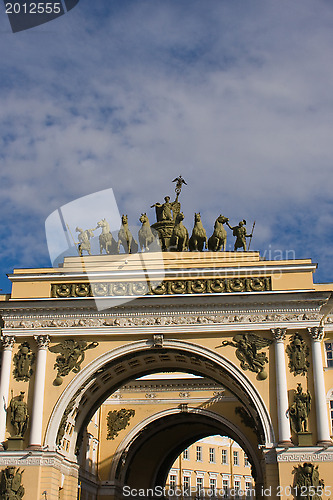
[51,276,272,298]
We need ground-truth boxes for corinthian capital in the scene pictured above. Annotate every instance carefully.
[307,327,324,341]
[271,328,287,342]
[34,335,50,349]
[0,335,15,349]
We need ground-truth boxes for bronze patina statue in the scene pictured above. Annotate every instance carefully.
[150,176,187,251]
[208,215,229,251]
[138,213,157,252]
[13,342,35,382]
[118,215,138,254]
[169,213,189,251]
[9,392,29,438]
[189,213,207,251]
[227,219,253,251]
[216,333,272,379]
[96,218,118,255]
[293,463,324,500]
[286,333,310,376]
[289,383,311,434]
[0,466,25,500]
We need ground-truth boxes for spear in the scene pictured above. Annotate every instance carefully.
[248,220,256,251]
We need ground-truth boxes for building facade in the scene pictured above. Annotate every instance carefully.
[0,249,333,499]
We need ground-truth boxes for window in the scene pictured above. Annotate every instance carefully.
[183,476,191,496]
[244,454,250,467]
[183,448,189,460]
[222,480,229,498]
[325,342,333,367]
[233,451,239,466]
[196,446,202,462]
[209,478,217,496]
[221,449,228,464]
[246,482,254,497]
[330,400,333,433]
[169,475,176,489]
[196,477,204,497]
[234,480,241,499]
[209,447,215,463]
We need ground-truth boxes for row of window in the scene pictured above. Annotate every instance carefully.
[183,447,249,467]
[168,476,253,498]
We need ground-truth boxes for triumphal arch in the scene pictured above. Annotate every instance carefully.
[1,180,333,499]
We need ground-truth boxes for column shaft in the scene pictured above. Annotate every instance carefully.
[29,335,50,449]
[0,336,15,446]
[308,328,332,445]
[272,329,292,446]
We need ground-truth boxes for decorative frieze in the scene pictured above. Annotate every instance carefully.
[4,312,321,330]
[277,452,333,463]
[51,277,272,298]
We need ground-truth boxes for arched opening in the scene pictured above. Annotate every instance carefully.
[45,340,275,498]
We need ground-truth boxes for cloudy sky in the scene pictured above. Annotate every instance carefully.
[0,0,332,293]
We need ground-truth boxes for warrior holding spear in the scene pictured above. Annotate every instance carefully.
[227,219,255,252]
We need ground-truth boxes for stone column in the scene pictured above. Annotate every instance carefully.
[308,327,332,445]
[29,335,50,449]
[0,335,15,448]
[271,328,292,446]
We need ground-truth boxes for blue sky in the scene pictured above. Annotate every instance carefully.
[0,0,333,293]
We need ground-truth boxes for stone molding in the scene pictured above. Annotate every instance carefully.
[4,312,322,330]
[50,277,272,299]
[0,451,79,476]
[277,450,333,462]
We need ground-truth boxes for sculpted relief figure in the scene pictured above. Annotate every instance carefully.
[13,342,35,382]
[0,467,25,500]
[9,392,29,438]
[288,383,311,434]
[49,339,99,385]
[216,333,272,380]
[286,333,310,376]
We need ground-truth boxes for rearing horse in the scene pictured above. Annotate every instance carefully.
[208,215,229,251]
